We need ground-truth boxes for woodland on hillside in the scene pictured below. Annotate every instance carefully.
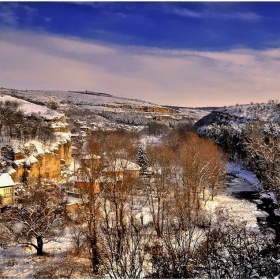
[0,100,54,143]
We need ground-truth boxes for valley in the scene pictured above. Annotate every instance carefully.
[0,88,279,278]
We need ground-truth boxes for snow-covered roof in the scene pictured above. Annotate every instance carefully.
[25,155,38,165]
[0,173,15,187]
[102,159,140,172]
[81,154,101,160]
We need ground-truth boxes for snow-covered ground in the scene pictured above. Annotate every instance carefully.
[177,107,212,119]
[0,162,269,278]
[0,229,73,279]
[206,163,264,231]
[0,94,62,120]
[0,88,211,125]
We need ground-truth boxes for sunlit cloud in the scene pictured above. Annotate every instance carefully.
[0,28,280,107]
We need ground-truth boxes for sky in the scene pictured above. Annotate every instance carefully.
[1,2,280,107]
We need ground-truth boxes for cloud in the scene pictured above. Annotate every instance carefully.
[169,6,262,22]
[0,2,39,27]
[0,3,19,26]
[0,28,280,107]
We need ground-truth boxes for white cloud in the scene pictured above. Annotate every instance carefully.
[170,6,262,22]
[0,28,280,107]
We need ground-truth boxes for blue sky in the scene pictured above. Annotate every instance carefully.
[1,2,280,106]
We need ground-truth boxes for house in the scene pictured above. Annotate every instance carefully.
[0,173,15,206]
[102,159,141,179]
[75,180,100,194]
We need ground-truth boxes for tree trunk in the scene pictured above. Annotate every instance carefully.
[36,236,43,256]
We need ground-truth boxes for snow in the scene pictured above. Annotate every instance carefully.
[0,229,74,279]
[25,155,38,166]
[7,166,16,176]
[0,89,162,111]
[0,94,63,120]
[228,162,262,188]
[216,101,280,123]
[139,135,161,149]
[177,107,212,119]
[205,162,264,231]
[0,88,209,127]
[0,173,15,187]
[259,192,278,206]
[102,159,140,172]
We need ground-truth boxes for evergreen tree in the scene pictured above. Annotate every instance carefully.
[137,147,148,173]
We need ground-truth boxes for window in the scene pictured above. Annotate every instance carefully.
[4,188,12,196]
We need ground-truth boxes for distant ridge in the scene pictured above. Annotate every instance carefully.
[69,90,113,98]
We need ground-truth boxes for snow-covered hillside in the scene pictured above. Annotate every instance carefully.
[0,88,171,111]
[0,94,72,182]
[0,94,63,120]
[218,101,280,123]
[0,88,211,125]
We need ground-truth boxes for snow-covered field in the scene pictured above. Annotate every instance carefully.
[177,107,212,119]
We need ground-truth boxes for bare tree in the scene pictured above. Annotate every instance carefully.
[99,205,148,278]
[198,219,280,279]
[3,185,66,256]
[69,134,104,275]
[145,144,177,237]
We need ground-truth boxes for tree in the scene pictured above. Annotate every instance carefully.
[242,122,280,202]
[137,147,148,173]
[99,204,148,278]
[4,185,66,256]
[198,216,280,279]
[69,134,104,275]
[145,144,177,237]
[179,132,226,208]
[146,221,205,278]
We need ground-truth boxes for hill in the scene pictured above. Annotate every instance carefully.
[195,101,280,129]
[0,88,212,129]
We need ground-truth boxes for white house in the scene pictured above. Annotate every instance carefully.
[0,173,15,206]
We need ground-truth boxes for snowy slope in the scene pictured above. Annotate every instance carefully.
[0,88,165,110]
[0,94,63,120]
[0,88,210,124]
[215,101,280,123]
